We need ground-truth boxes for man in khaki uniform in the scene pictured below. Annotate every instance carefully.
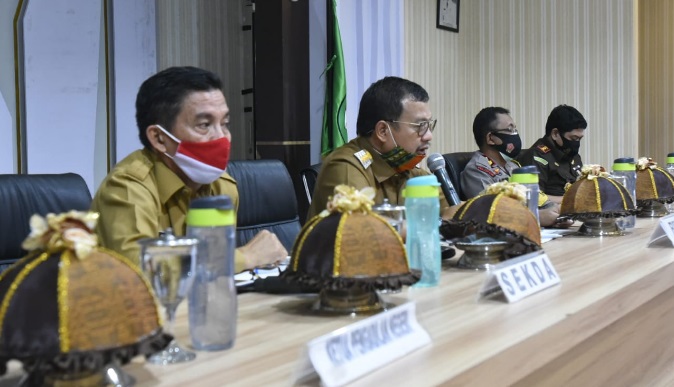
[92,66,287,272]
[308,76,452,220]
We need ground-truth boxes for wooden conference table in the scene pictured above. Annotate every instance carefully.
[5,218,674,386]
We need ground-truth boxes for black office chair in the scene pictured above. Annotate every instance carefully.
[299,162,322,204]
[442,152,474,201]
[0,173,92,272]
[226,160,302,251]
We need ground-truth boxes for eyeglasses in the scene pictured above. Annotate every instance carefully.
[491,127,518,135]
[388,119,437,137]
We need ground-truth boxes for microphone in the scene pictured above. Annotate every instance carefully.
[427,153,461,206]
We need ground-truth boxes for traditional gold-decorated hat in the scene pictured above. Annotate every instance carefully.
[635,157,674,205]
[442,182,541,246]
[282,185,419,313]
[560,164,636,219]
[0,211,170,384]
[283,185,419,291]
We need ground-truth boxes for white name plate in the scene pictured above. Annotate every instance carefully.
[647,213,674,247]
[479,251,560,303]
[292,302,431,387]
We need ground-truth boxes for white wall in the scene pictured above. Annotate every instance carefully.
[337,0,405,141]
[111,0,157,163]
[22,0,101,190]
[1,0,156,191]
[0,0,19,173]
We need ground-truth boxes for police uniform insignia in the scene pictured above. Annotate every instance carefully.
[354,150,373,169]
[554,162,559,166]
[533,156,548,166]
[476,165,497,177]
[537,145,551,154]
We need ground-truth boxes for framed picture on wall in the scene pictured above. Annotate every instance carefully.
[437,0,459,33]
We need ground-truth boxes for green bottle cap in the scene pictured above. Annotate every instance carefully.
[403,175,440,198]
[187,195,235,227]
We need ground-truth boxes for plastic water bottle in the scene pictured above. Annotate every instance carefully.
[186,195,237,351]
[611,157,637,228]
[509,166,540,226]
[404,175,441,287]
[667,153,674,213]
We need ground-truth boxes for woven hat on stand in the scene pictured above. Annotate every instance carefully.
[0,211,170,385]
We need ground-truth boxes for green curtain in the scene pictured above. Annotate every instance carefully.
[320,0,347,156]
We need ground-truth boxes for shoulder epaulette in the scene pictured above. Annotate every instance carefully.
[353,149,373,169]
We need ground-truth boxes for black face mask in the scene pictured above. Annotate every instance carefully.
[555,132,581,159]
[491,132,522,158]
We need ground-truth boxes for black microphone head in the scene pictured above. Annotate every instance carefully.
[427,153,446,172]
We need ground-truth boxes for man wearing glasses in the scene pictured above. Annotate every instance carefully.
[307,76,453,220]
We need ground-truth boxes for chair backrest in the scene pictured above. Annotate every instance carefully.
[299,162,322,204]
[0,173,92,270]
[442,152,474,201]
[226,160,301,251]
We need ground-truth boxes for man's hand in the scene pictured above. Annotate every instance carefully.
[539,203,574,228]
[539,205,560,227]
[238,229,288,270]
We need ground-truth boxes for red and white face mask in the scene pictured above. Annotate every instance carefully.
[156,125,231,184]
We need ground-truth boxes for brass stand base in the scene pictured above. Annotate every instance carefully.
[455,240,509,271]
[314,286,386,315]
[577,217,623,237]
[638,201,668,217]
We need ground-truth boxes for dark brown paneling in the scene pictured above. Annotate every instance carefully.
[253,0,311,223]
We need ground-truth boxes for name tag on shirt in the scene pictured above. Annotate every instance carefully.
[647,213,674,247]
[291,302,430,386]
[479,251,560,303]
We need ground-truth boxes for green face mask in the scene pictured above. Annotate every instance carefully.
[379,126,425,173]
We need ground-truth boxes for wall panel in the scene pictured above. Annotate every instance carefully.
[0,0,19,173]
[639,0,674,165]
[22,0,102,191]
[405,0,638,170]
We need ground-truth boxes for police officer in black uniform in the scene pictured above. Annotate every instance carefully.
[517,105,587,203]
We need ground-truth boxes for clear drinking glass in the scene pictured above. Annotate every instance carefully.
[372,199,406,234]
[610,175,628,230]
[138,229,199,365]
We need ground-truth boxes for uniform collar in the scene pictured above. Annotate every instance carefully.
[146,149,234,205]
[542,136,567,160]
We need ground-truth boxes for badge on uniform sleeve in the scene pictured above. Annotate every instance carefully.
[533,156,548,166]
[537,145,551,153]
[354,150,373,169]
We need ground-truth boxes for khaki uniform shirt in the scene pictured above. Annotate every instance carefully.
[460,151,520,199]
[516,137,583,196]
[91,149,243,269]
[307,136,450,219]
